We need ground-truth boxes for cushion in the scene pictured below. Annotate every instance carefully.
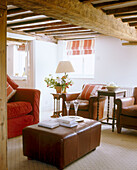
[122,105,137,117]
[78,84,103,100]
[7,82,16,101]
[7,101,32,119]
[7,75,19,89]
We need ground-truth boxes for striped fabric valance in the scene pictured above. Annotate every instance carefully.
[66,39,95,55]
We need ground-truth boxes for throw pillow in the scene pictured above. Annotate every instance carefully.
[7,82,16,101]
[7,75,19,89]
[78,84,103,100]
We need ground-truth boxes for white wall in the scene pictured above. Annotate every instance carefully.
[34,40,58,112]
[58,36,137,92]
[34,36,137,113]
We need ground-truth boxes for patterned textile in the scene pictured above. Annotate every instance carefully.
[7,82,16,101]
[7,74,19,89]
[78,84,103,100]
[7,101,32,119]
[67,39,95,55]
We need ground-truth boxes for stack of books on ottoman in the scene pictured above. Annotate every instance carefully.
[38,119,60,129]
[38,116,84,129]
[57,116,78,127]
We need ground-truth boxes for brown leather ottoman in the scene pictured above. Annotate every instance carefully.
[23,118,101,170]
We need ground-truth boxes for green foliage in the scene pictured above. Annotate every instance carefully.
[44,73,73,90]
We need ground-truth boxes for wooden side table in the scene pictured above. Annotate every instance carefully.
[51,93,63,117]
[97,89,126,132]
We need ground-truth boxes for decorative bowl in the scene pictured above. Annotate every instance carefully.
[107,86,119,92]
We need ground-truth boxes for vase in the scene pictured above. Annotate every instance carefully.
[55,86,62,93]
[62,87,67,93]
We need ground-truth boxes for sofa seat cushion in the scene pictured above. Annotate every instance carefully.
[7,101,32,119]
[70,99,89,111]
[122,105,137,117]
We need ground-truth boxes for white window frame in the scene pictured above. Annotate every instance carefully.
[64,40,95,79]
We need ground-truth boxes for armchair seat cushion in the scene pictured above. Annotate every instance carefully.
[7,101,32,119]
[122,105,137,117]
[70,99,89,111]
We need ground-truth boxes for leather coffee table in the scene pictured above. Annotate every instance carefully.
[23,118,101,170]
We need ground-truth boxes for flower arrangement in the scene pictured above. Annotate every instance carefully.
[44,73,73,93]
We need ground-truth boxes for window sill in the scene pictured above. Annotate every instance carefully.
[69,75,94,79]
[11,76,27,81]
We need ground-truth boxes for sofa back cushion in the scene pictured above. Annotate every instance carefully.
[7,101,32,119]
[7,75,19,89]
[7,82,16,101]
[78,84,104,100]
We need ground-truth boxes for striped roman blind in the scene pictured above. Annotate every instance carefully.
[66,39,95,55]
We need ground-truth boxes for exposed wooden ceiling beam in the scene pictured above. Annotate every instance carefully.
[7,8,27,15]
[93,0,135,9]
[79,0,96,2]
[53,32,98,37]
[7,0,137,41]
[7,28,57,43]
[115,12,137,18]
[122,41,137,45]
[104,5,137,15]
[37,28,90,34]
[7,12,38,21]
[24,24,79,33]
[45,30,95,36]
[129,22,137,26]
[7,17,55,27]
[11,21,67,30]
[56,34,98,40]
[122,17,137,22]
[7,37,29,43]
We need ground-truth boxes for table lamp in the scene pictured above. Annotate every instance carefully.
[56,61,75,74]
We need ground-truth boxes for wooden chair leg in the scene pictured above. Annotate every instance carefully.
[117,126,122,133]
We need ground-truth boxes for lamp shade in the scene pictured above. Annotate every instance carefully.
[56,61,75,73]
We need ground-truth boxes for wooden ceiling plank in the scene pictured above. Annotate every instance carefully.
[93,0,136,9]
[7,12,38,21]
[24,24,79,33]
[129,22,137,26]
[115,12,137,18]
[37,28,90,34]
[11,21,67,30]
[7,28,57,43]
[122,17,137,22]
[122,42,137,45]
[56,34,98,40]
[7,8,27,15]
[7,17,56,27]
[7,37,29,43]
[104,5,137,15]
[50,31,97,36]
[45,30,95,36]
[7,0,137,41]
[79,0,96,2]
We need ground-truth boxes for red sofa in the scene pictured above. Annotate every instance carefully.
[7,75,40,138]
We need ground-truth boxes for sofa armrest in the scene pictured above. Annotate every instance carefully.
[62,92,80,101]
[10,88,41,123]
[115,97,135,108]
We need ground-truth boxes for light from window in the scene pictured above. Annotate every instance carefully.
[65,39,95,78]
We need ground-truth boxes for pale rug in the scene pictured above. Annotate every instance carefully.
[8,125,137,170]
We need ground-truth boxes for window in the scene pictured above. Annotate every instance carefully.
[7,42,30,79]
[64,39,95,78]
